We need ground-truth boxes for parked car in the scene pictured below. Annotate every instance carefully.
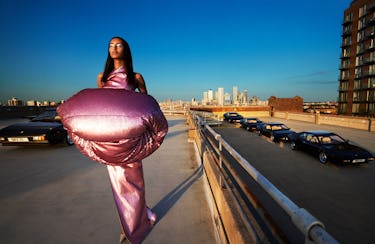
[288,130,374,165]
[240,117,262,131]
[257,122,294,142]
[0,109,74,146]
[223,112,243,123]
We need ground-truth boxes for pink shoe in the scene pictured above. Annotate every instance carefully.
[146,207,157,225]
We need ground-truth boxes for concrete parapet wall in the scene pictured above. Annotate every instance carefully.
[190,107,374,132]
[214,111,270,118]
[318,114,370,130]
[273,111,374,132]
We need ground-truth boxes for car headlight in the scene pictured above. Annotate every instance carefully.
[0,137,4,141]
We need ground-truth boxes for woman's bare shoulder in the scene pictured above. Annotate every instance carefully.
[134,72,143,80]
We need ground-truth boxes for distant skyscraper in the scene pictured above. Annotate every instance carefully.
[243,89,249,104]
[233,86,238,105]
[339,0,375,116]
[224,93,231,105]
[208,89,214,104]
[202,91,208,105]
[218,87,224,106]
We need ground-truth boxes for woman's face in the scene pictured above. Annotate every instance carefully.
[109,38,124,59]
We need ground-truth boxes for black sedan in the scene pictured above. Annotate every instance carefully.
[257,122,294,142]
[240,117,262,131]
[223,112,243,123]
[288,130,374,165]
[0,109,74,146]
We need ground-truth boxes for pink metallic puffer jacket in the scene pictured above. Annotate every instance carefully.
[57,88,168,166]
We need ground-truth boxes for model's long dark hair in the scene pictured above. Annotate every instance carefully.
[101,36,135,87]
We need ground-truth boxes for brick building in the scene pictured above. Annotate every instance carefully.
[268,96,303,113]
[339,0,375,116]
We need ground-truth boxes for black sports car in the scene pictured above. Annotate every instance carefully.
[240,117,262,131]
[0,109,74,146]
[257,122,294,142]
[223,112,243,123]
[288,130,374,165]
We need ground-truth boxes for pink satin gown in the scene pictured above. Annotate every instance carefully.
[103,67,155,243]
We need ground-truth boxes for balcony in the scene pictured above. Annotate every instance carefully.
[367,2,375,11]
[342,28,352,37]
[341,39,352,48]
[339,75,350,81]
[365,43,375,51]
[365,56,375,64]
[362,71,375,78]
[366,31,375,39]
[342,17,352,25]
[340,63,350,70]
[340,53,351,59]
[357,48,365,55]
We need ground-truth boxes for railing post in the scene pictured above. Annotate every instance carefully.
[215,134,224,188]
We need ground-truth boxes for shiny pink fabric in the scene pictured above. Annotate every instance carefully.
[102,66,135,90]
[107,162,150,244]
[57,68,167,243]
[57,88,168,166]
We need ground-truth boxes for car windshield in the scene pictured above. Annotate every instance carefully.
[229,113,239,117]
[318,134,346,144]
[271,124,289,131]
[31,110,58,122]
[247,119,258,123]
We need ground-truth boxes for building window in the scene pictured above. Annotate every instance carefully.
[341,70,350,80]
[357,43,364,54]
[342,59,350,69]
[344,12,353,22]
[369,77,375,88]
[356,55,363,66]
[339,103,347,114]
[355,67,362,78]
[359,5,367,18]
[369,90,375,102]
[352,103,360,113]
[339,92,348,102]
[344,25,352,34]
[358,18,366,30]
[370,64,375,75]
[354,80,361,90]
[370,52,375,62]
[367,103,375,114]
[340,81,349,91]
[357,31,365,42]
[354,91,360,101]
[343,47,350,57]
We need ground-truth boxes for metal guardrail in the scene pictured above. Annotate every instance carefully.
[189,111,338,244]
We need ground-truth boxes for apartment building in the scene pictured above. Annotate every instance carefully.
[339,0,375,116]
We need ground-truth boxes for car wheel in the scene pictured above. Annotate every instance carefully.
[65,133,74,146]
[290,141,297,150]
[246,126,250,131]
[270,134,276,142]
[319,151,328,164]
[258,130,262,136]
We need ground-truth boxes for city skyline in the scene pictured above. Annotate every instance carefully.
[1,0,352,103]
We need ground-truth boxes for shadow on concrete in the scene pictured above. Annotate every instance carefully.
[151,163,203,224]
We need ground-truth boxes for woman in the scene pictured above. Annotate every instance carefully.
[97,37,156,244]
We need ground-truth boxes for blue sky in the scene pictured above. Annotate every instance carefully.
[0,0,352,103]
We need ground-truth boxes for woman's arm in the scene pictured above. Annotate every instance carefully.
[134,73,148,94]
[97,73,104,88]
